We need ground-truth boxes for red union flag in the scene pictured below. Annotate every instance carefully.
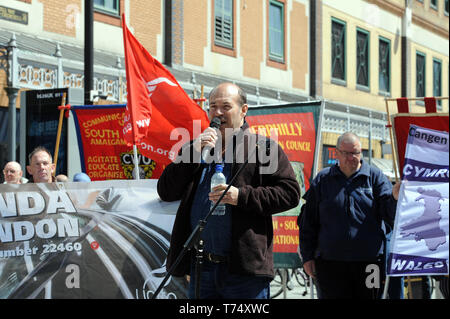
[121,15,209,166]
[122,15,152,145]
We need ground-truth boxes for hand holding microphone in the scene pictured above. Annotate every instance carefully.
[197,117,221,162]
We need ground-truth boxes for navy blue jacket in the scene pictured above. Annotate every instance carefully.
[298,160,396,262]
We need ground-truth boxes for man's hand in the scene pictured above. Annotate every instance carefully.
[193,127,218,153]
[392,181,401,200]
[303,260,316,279]
[209,184,239,206]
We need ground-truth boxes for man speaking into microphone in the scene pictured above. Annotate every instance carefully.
[157,82,300,299]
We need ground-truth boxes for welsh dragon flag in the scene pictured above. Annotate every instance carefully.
[387,125,449,276]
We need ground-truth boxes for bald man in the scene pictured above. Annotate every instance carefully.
[3,161,28,184]
[56,174,68,182]
[158,82,300,299]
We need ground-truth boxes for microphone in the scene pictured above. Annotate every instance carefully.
[201,117,221,162]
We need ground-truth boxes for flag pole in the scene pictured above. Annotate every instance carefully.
[193,85,207,112]
[53,92,67,176]
[200,85,205,109]
[382,97,398,299]
[381,276,390,299]
[384,98,399,182]
[133,144,140,180]
[310,280,315,299]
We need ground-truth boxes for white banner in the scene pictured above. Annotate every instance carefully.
[387,125,449,276]
[0,179,186,299]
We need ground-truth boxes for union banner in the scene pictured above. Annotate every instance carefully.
[71,105,164,181]
[0,180,186,299]
[387,125,449,276]
[247,112,316,191]
[247,102,322,268]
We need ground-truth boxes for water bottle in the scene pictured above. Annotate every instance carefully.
[211,164,226,216]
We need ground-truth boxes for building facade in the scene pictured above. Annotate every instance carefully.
[0,0,448,175]
[318,0,448,172]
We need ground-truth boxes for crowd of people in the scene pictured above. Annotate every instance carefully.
[2,146,91,185]
[1,82,448,300]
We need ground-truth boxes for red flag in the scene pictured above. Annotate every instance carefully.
[121,15,209,166]
[122,16,152,145]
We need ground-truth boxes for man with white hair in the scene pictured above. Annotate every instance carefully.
[3,161,28,184]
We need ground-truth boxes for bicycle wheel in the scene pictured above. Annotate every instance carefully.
[270,268,288,299]
[292,268,307,287]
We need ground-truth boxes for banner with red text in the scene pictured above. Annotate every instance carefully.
[0,180,186,299]
[272,216,300,253]
[247,111,316,191]
[71,105,164,181]
[247,101,322,268]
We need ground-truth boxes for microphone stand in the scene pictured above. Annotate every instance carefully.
[194,238,204,299]
[152,140,264,299]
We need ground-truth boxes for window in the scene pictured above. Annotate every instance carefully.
[94,0,119,16]
[214,0,233,49]
[331,18,346,83]
[445,0,449,15]
[356,28,370,89]
[433,58,442,106]
[379,37,391,94]
[268,0,285,63]
[416,51,426,97]
[430,0,438,10]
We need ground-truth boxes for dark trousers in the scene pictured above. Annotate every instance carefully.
[315,258,384,299]
[188,260,270,299]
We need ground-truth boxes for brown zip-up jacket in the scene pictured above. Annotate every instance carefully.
[157,122,300,278]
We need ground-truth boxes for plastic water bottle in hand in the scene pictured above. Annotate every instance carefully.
[211,164,226,216]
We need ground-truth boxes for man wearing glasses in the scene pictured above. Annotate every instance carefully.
[298,132,400,299]
[3,161,28,184]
